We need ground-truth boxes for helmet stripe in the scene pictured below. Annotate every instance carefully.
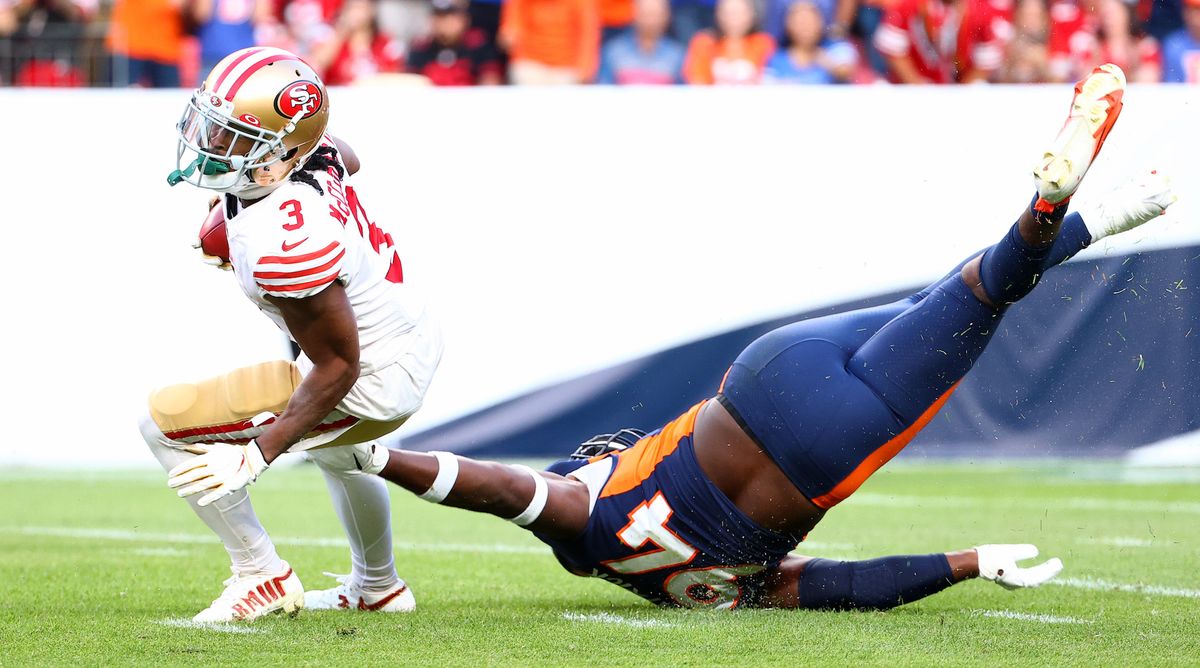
[225,54,293,102]
[211,47,264,93]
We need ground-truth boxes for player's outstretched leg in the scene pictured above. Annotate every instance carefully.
[972,64,1127,309]
[808,166,1173,368]
[304,445,416,613]
[848,64,1134,422]
[719,65,1176,512]
[1034,63,1126,213]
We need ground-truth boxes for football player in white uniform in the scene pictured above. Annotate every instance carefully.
[144,46,442,622]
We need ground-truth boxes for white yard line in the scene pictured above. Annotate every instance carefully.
[1077,537,1159,548]
[156,618,264,634]
[972,609,1092,625]
[1052,577,1200,599]
[561,611,675,629]
[131,547,196,558]
[14,526,1199,601]
[852,493,1200,515]
[6,526,550,556]
[15,524,862,561]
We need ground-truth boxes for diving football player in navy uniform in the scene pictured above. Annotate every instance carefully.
[178,64,1177,610]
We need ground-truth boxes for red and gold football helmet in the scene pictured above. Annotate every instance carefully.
[169,47,330,199]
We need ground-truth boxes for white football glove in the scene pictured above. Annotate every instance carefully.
[168,440,270,507]
[975,543,1064,589]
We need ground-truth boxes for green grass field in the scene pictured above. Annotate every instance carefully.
[1,462,1197,666]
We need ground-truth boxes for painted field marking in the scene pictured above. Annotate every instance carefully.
[15,526,1200,600]
[6,526,550,556]
[852,493,1200,515]
[14,524,865,562]
[1052,577,1200,599]
[156,618,264,634]
[972,609,1092,625]
[132,547,196,558]
[1077,537,1159,548]
[562,612,676,629]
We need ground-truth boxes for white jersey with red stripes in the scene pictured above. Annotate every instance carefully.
[225,137,428,377]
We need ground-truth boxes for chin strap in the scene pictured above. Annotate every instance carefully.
[168,155,233,186]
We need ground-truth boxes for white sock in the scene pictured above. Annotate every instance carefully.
[309,444,400,593]
[139,413,285,577]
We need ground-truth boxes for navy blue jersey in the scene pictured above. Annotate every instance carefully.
[537,401,798,609]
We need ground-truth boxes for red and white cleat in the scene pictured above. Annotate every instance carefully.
[304,573,416,613]
[1034,63,1127,212]
[192,564,304,623]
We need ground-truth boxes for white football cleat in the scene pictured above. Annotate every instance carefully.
[1080,170,1177,243]
[1034,63,1126,211]
[975,544,1064,590]
[192,564,304,623]
[304,572,416,612]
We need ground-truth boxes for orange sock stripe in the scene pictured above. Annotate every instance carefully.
[810,382,960,509]
[1033,196,1067,213]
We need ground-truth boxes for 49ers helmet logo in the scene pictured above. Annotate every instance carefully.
[275,81,324,118]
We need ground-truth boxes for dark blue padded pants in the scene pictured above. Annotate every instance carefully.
[720,209,1090,507]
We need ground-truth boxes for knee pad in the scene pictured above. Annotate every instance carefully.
[306,442,378,475]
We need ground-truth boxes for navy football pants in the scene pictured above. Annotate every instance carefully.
[720,209,1090,507]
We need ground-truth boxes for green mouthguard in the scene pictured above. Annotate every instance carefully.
[167,156,233,186]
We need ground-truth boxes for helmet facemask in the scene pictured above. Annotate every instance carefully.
[169,93,307,197]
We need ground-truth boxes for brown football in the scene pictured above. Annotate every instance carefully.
[199,202,230,263]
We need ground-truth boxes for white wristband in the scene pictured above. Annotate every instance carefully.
[509,465,548,527]
[418,451,459,503]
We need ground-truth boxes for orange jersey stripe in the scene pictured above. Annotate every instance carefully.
[599,400,707,499]
[811,382,960,509]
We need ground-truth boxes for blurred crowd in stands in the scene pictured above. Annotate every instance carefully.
[2,0,1199,86]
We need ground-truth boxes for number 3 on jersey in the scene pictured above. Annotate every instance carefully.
[601,492,763,609]
[280,199,305,230]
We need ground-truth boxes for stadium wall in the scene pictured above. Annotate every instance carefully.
[4,85,1198,466]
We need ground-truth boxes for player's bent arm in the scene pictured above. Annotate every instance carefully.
[257,282,361,462]
[376,450,591,540]
[329,135,360,176]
